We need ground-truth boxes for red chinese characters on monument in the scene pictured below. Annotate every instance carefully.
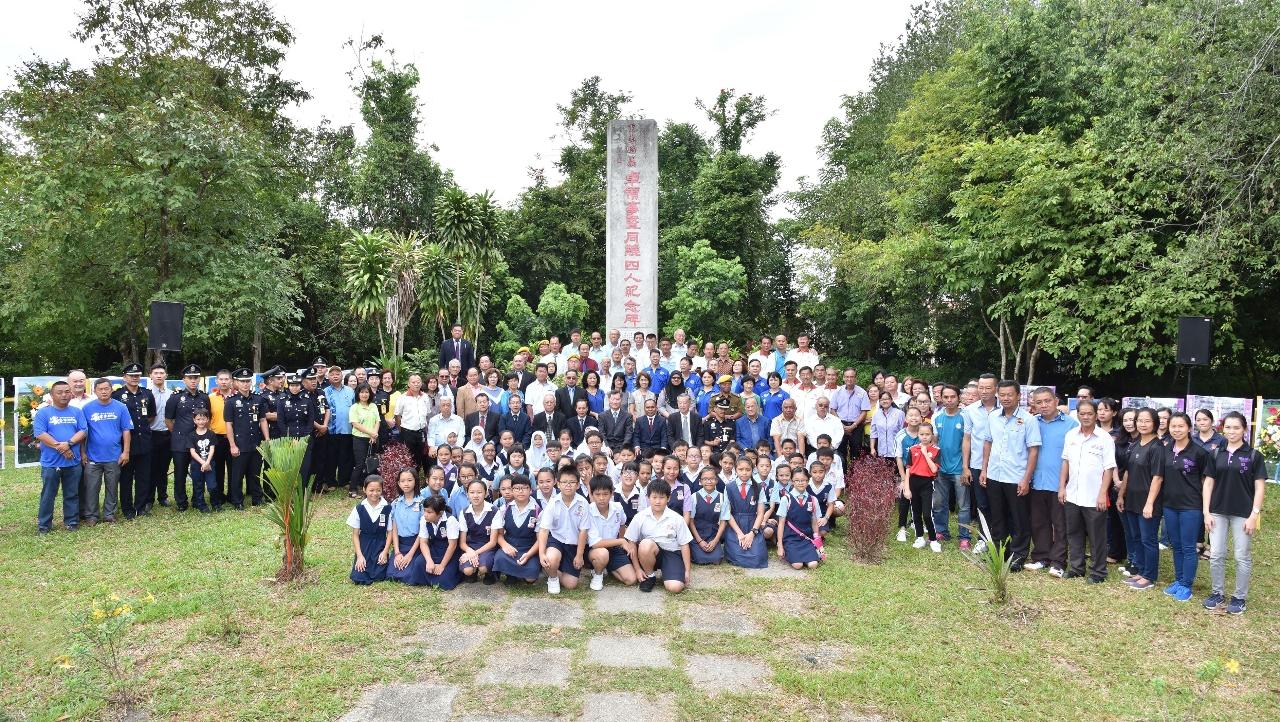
[623,123,644,326]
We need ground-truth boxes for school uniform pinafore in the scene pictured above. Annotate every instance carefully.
[667,480,691,515]
[689,490,725,565]
[461,506,498,572]
[492,503,542,580]
[724,480,768,568]
[421,516,462,590]
[810,481,836,533]
[387,498,429,586]
[350,503,391,585]
[781,491,822,565]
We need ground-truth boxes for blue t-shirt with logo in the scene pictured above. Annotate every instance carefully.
[933,409,966,476]
[33,404,88,468]
[83,399,135,463]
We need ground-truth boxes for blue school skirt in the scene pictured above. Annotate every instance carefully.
[493,544,541,581]
[782,528,821,565]
[422,535,461,590]
[460,549,496,573]
[724,518,768,569]
[387,534,429,586]
[350,536,389,585]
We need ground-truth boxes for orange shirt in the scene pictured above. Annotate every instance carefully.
[208,389,229,435]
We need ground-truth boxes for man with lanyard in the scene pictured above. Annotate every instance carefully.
[961,373,999,554]
[1027,387,1077,576]
[930,384,968,546]
[146,365,174,510]
[976,380,1042,571]
[225,368,272,510]
[165,364,211,512]
[830,368,870,465]
[206,369,234,510]
[112,363,155,519]
[301,366,331,492]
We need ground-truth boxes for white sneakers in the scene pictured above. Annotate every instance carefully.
[547,577,561,595]
[912,536,927,549]
[590,572,605,591]
[973,540,988,556]
[897,528,909,543]
[1048,567,1064,578]
[929,540,942,553]
[1023,561,1045,571]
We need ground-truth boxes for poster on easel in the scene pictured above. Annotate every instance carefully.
[1122,396,1186,412]
[12,376,67,468]
[1185,395,1253,431]
[1255,398,1280,483]
[1019,385,1056,409]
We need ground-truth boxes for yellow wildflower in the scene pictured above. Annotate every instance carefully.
[54,655,73,671]
[109,593,120,602]
[1224,659,1241,675]
[92,608,107,622]
[143,593,156,605]
[119,604,132,616]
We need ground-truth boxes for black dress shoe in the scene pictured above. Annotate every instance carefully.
[482,572,497,585]
[1063,571,1082,579]
[158,499,172,507]
[176,502,189,512]
[233,503,246,511]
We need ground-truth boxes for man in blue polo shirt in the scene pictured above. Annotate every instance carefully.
[931,384,968,545]
[82,377,134,525]
[33,380,88,534]
[976,379,1042,571]
[961,373,999,553]
[1028,387,1077,576]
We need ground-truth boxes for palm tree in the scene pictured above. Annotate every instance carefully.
[384,230,424,357]
[342,230,392,357]
[432,188,508,341]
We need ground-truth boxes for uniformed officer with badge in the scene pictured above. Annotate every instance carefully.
[710,375,744,421]
[260,365,285,427]
[301,365,331,492]
[225,367,272,509]
[112,362,156,518]
[277,372,313,438]
[165,364,211,512]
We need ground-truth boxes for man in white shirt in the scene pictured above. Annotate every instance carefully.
[785,333,820,371]
[427,397,464,459]
[589,331,610,367]
[669,328,688,360]
[750,335,778,376]
[804,397,845,455]
[524,364,559,417]
[1059,399,1115,584]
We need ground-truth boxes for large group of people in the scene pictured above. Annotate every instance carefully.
[29,326,1267,612]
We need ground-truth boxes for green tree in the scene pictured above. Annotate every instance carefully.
[536,283,590,337]
[663,239,747,343]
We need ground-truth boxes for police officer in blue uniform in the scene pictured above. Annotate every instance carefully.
[260,365,285,430]
[301,365,331,493]
[277,372,313,438]
[165,364,211,512]
[225,367,272,510]
[112,362,156,519]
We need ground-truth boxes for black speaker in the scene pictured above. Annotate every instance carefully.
[1177,316,1211,365]
[148,301,185,351]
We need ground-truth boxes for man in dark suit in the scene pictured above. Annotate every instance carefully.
[464,393,500,443]
[564,398,599,448]
[438,324,476,377]
[555,370,589,417]
[510,354,534,393]
[531,393,566,441]
[634,397,668,454]
[598,390,634,454]
[497,394,532,448]
[665,392,704,450]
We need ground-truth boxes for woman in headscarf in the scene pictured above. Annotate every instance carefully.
[464,426,488,456]
[657,370,688,417]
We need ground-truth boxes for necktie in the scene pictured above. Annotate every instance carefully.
[454,340,460,356]
[740,482,747,499]
[479,414,486,429]
[683,415,691,444]
[705,494,713,505]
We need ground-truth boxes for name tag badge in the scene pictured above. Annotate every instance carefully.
[713,503,721,513]
[378,517,387,527]
[527,517,537,529]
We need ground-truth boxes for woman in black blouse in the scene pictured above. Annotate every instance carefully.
[1201,412,1268,615]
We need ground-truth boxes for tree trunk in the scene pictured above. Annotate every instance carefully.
[252,319,263,372]
[1025,341,1041,386]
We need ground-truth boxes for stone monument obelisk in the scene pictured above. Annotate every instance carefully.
[605,119,658,338]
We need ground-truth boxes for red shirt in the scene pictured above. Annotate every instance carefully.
[908,443,940,477]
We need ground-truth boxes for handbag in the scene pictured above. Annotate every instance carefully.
[364,443,382,475]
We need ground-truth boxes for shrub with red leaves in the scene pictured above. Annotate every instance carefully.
[377,442,416,500]
[844,455,899,564]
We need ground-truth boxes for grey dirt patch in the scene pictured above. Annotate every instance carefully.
[477,645,572,687]
[679,604,760,635]
[581,691,676,722]
[585,634,674,668]
[338,683,459,722]
[743,558,808,580]
[684,654,771,694]
[505,597,584,628]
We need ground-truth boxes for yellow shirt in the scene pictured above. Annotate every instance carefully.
[208,390,228,435]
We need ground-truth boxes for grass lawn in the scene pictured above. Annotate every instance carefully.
[0,464,1277,721]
